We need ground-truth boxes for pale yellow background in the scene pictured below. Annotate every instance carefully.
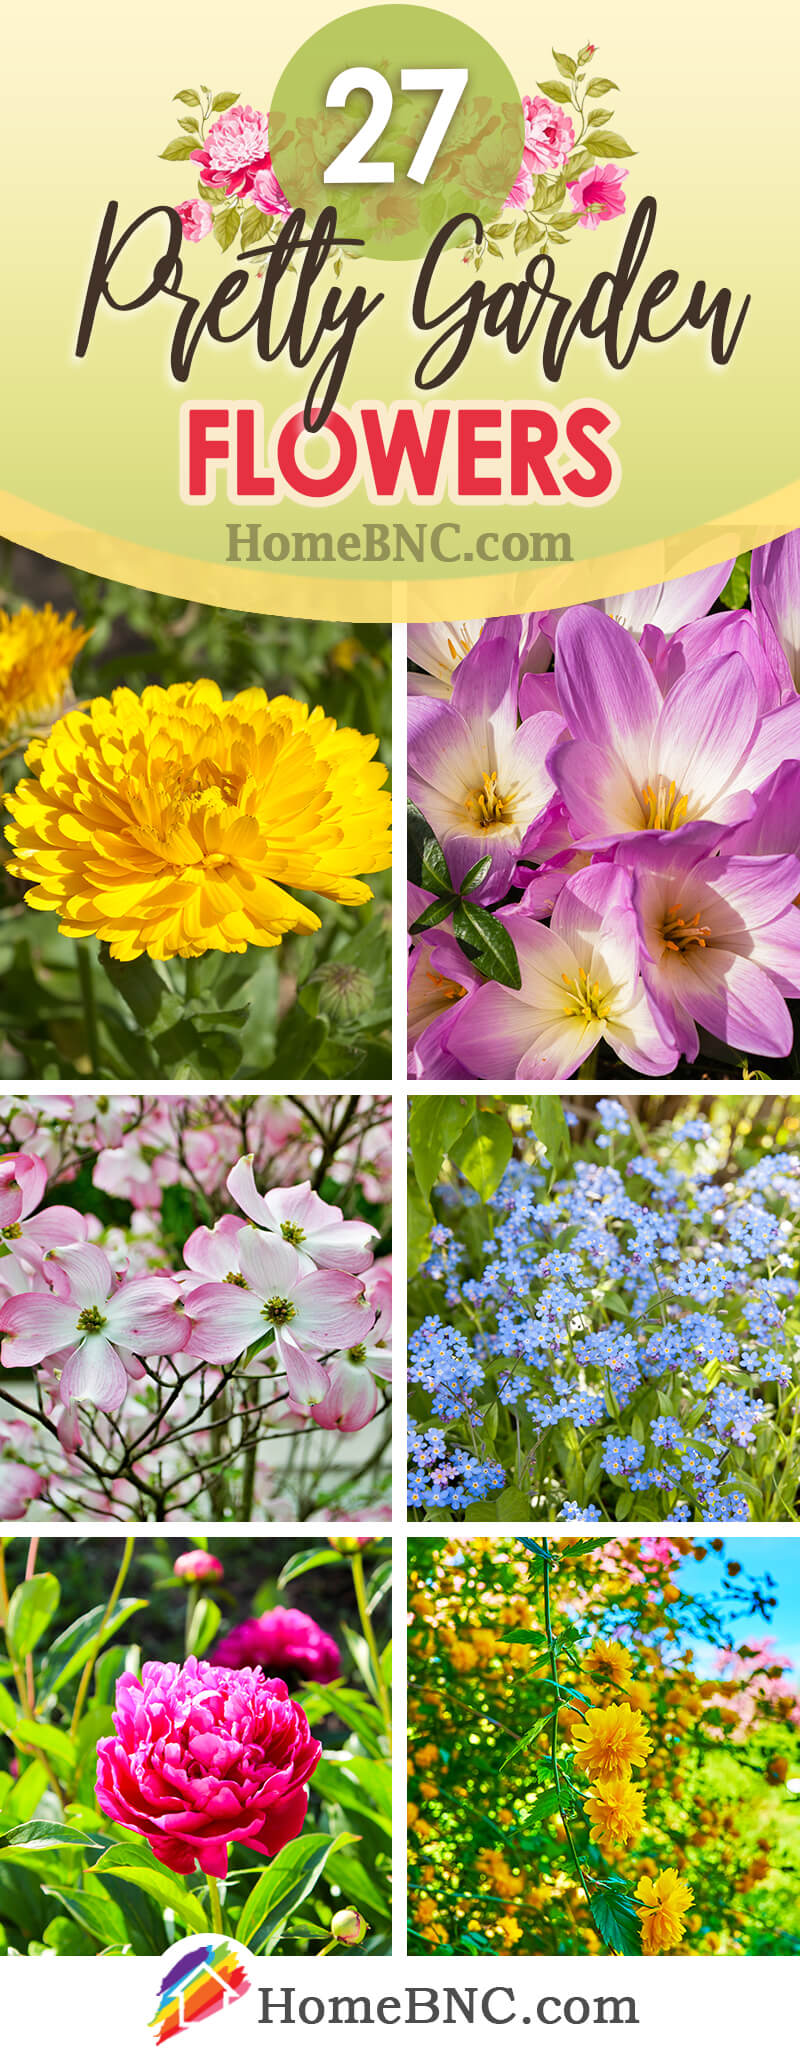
[2,0,799,618]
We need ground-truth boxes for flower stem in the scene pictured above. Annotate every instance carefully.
[185,1583,197,1660]
[76,942,102,1074]
[351,1551,391,1746]
[206,1873,223,1933]
[70,1534,134,1740]
[541,1539,594,1912]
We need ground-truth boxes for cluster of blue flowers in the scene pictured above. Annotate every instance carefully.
[408,1102,798,1520]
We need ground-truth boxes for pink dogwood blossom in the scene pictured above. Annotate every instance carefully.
[226,1156,377,1272]
[0,1246,191,1409]
[0,1150,86,1254]
[182,1226,371,1379]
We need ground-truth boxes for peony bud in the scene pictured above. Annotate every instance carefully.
[173,1550,223,1583]
[331,1907,369,1946]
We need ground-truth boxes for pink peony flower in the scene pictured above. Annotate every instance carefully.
[191,104,272,198]
[226,1157,378,1273]
[0,1245,191,1410]
[173,1550,223,1583]
[96,1656,320,1877]
[175,198,214,243]
[213,1606,340,1683]
[523,94,575,172]
[568,163,627,228]
[252,164,292,220]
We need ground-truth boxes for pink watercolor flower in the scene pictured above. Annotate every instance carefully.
[0,1245,191,1410]
[213,1607,340,1683]
[523,94,575,172]
[568,163,627,228]
[252,164,292,219]
[96,1656,320,1878]
[175,198,213,242]
[191,104,272,198]
[173,1550,223,1583]
[504,158,535,210]
[226,1157,378,1273]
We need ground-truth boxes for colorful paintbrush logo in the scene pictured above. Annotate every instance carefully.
[149,1939,251,2044]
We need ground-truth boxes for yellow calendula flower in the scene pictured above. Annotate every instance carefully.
[4,680,391,960]
[636,1868,694,1954]
[0,604,90,748]
[584,1639,635,1694]
[572,1701,653,1782]
[584,1776,646,1848]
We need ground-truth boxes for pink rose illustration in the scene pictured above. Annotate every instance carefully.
[190,104,272,198]
[96,1657,320,1878]
[175,198,213,242]
[568,163,628,228]
[522,93,575,172]
[252,164,292,220]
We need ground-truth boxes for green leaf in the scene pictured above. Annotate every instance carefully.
[500,1708,558,1769]
[495,1487,532,1519]
[589,132,636,158]
[241,206,269,251]
[278,1548,344,1587]
[519,1785,560,1825]
[90,1846,208,1933]
[586,108,613,128]
[13,1720,77,1774]
[449,1111,513,1202]
[459,854,493,894]
[536,79,573,103]
[0,1683,19,1733]
[408,895,456,935]
[409,1094,475,1200]
[236,1831,356,1949]
[552,49,577,77]
[452,902,522,988]
[408,802,450,893]
[214,209,240,253]
[44,1887,129,1949]
[407,1171,434,1275]
[177,117,201,135]
[7,1575,60,1660]
[174,88,202,106]
[0,1820,102,1853]
[187,1597,221,1659]
[589,1883,643,1955]
[421,839,452,897]
[500,1630,549,1649]
[160,136,198,160]
[211,91,240,112]
[527,1095,571,1178]
[720,552,751,610]
[37,1599,148,1699]
[586,77,619,96]
[97,947,174,1033]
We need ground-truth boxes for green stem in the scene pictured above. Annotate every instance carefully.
[351,1551,391,1746]
[185,1583,198,1660]
[541,1539,594,1912]
[76,943,102,1073]
[317,1937,338,1956]
[70,1535,134,1740]
[206,1873,223,1933]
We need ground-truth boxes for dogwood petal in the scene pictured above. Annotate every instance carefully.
[59,1335,129,1410]
[0,1293,78,1365]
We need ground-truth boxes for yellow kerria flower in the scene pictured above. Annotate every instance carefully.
[584,1776,646,1848]
[636,1869,694,1954]
[0,604,90,748]
[4,679,391,960]
[572,1701,653,1782]
[584,1639,634,1694]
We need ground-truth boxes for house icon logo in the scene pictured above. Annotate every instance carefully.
[149,1937,251,2044]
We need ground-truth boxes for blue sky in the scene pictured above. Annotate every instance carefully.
[674,1539,800,1676]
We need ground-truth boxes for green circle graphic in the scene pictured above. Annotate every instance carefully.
[270,4,524,263]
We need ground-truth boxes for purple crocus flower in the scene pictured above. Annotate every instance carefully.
[590,559,735,637]
[407,619,563,900]
[548,605,800,843]
[407,886,480,1078]
[751,529,800,692]
[444,863,678,1079]
[627,827,800,1059]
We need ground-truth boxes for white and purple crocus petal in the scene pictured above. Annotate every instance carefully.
[658,608,790,713]
[408,621,562,899]
[592,559,735,638]
[751,528,800,692]
[407,895,481,1079]
[629,832,800,1059]
[549,604,800,842]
